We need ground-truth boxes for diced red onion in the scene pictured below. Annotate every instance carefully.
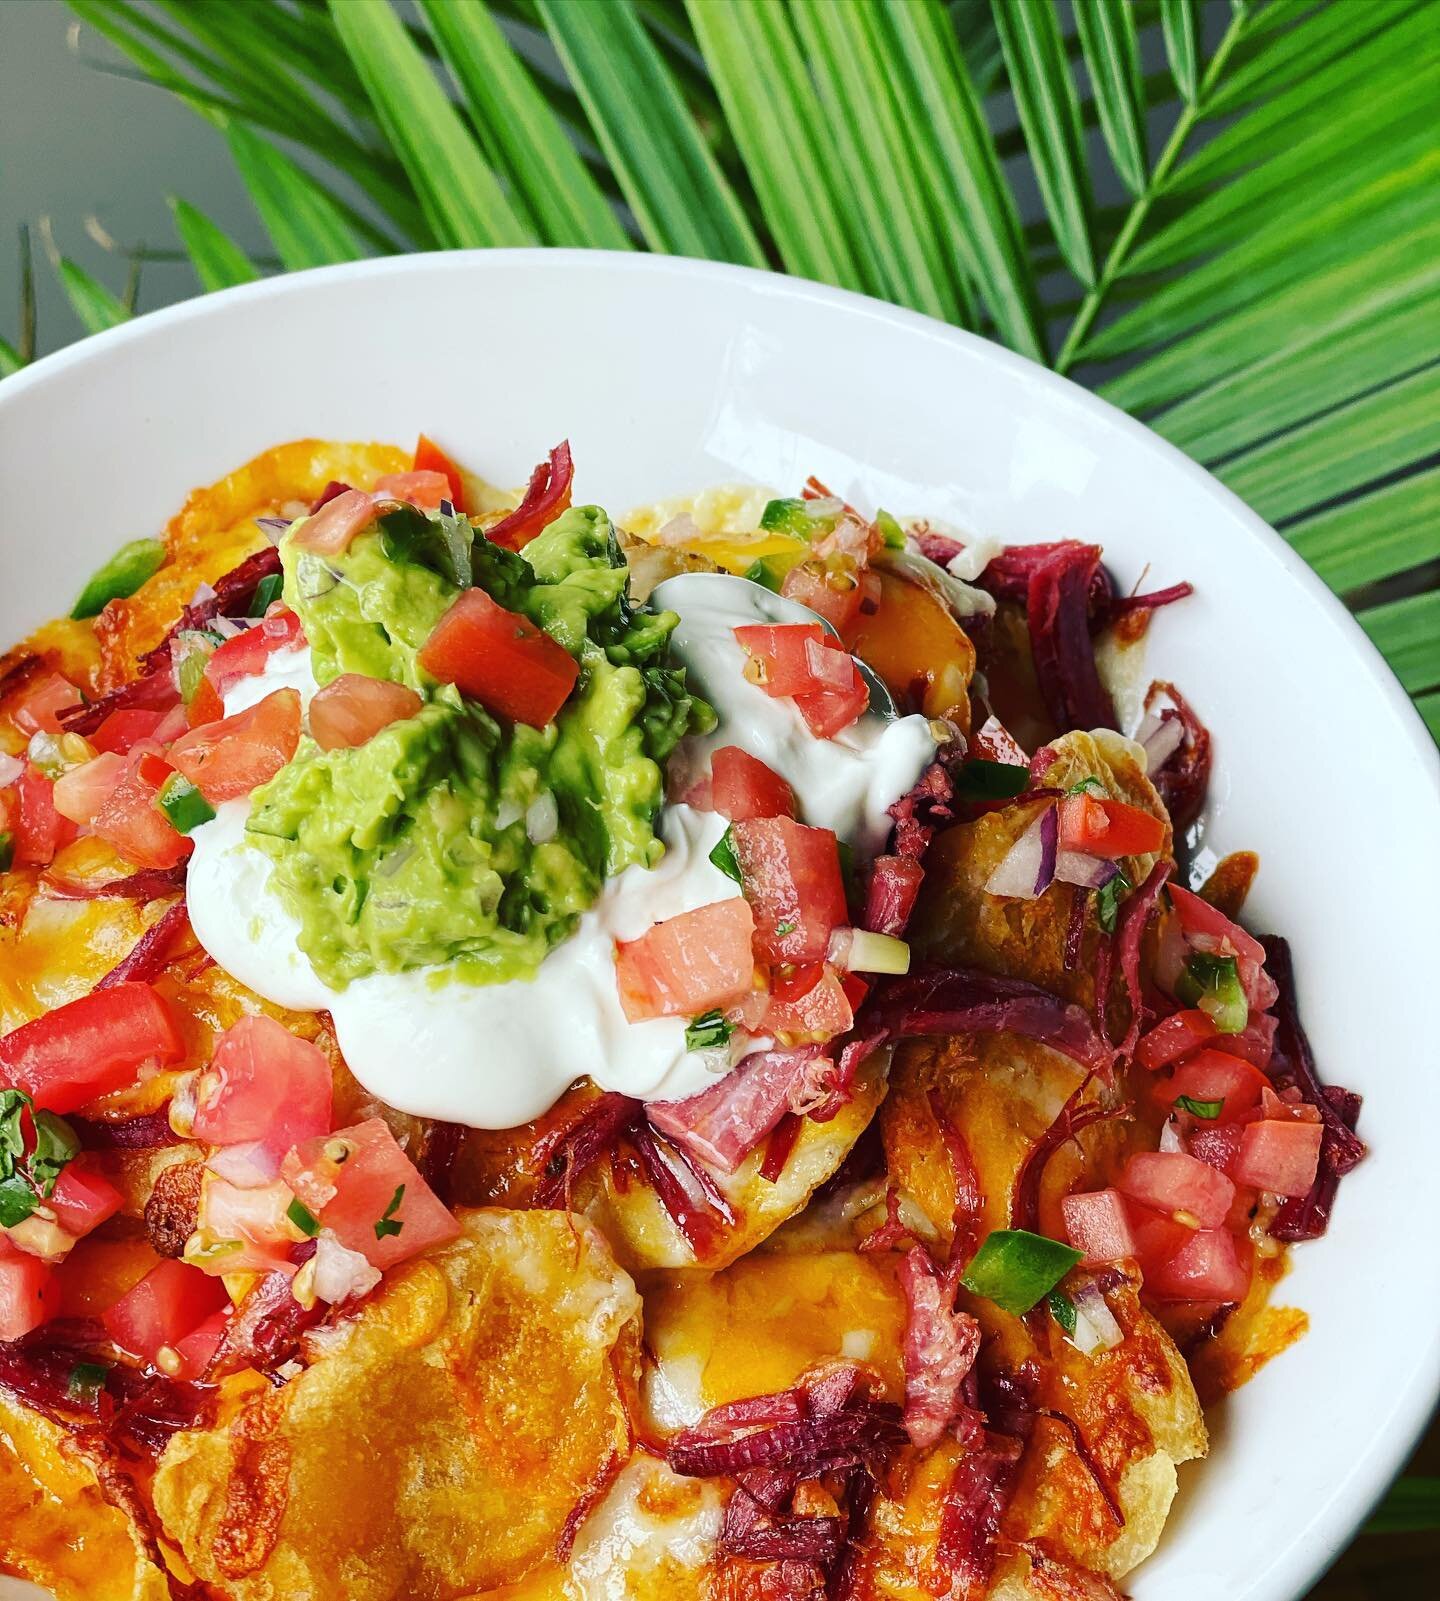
[0,752,22,787]
[984,805,1058,898]
[187,581,218,608]
[207,1140,279,1187]
[806,495,845,520]
[656,513,703,547]
[1054,850,1118,890]
[1071,1280,1123,1355]
[1137,712,1186,775]
[312,1231,381,1304]
[804,635,857,691]
[525,791,559,845]
[1158,1117,1187,1154]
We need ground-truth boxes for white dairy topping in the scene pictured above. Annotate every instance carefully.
[186,583,935,1129]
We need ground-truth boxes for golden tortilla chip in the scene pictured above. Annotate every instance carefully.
[152,1209,641,1600]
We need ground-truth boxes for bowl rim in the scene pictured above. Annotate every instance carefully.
[2,247,1436,1598]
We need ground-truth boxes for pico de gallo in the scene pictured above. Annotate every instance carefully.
[0,436,1364,1601]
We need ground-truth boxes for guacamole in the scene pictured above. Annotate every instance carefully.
[247,502,711,989]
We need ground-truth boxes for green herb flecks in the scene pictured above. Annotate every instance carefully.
[709,827,742,884]
[1175,1095,1224,1119]
[685,1010,734,1052]
[956,759,1030,803]
[1047,1287,1078,1337]
[287,1198,321,1237]
[1095,866,1131,934]
[249,572,284,615]
[374,1184,406,1240]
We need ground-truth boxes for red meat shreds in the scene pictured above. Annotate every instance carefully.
[1024,544,1119,735]
[899,1247,981,1450]
[1011,1077,1131,1236]
[1261,935,1365,1242]
[1143,680,1212,834]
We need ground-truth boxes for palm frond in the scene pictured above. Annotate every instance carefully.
[7,0,1435,729]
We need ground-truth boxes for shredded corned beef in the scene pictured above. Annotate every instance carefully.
[0,651,48,705]
[1110,860,1172,1059]
[40,864,188,901]
[1011,1078,1131,1236]
[936,1432,1025,1589]
[668,1363,904,1481]
[71,1105,183,1149]
[1143,680,1211,833]
[860,966,1109,1071]
[1261,935,1366,1242]
[887,757,959,864]
[928,1089,987,1293]
[760,1111,804,1183]
[899,1247,982,1450]
[862,855,924,937]
[414,1118,464,1208]
[1024,545,1119,735]
[979,541,1116,618]
[630,1123,735,1254]
[648,1046,828,1175]
[56,667,177,738]
[531,1091,641,1208]
[206,1263,323,1380]
[95,900,191,990]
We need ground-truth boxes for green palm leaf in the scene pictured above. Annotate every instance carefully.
[19,0,1440,735]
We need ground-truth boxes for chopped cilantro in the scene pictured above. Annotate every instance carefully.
[1177,951,1248,1033]
[287,1198,321,1237]
[1047,1288,1078,1337]
[685,1011,734,1052]
[1068,776,1106,796]
[249,572,284,615]
[1175,1095,1224,1120]
[374,1184,406,1240]
[0,832,13,873]
[709,827,742,884]
[1095,867,1131,934]
[29,1111,79,1198]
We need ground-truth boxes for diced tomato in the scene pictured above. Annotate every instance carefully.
[763,964,854,1042]
[1134,1009,1216,1072]
[1058,793,1166,859]
[616,898,757,1022]
[1218,1013,1277,1070]
[191,1014,332,1176]
[417,589,578,728]
[309,673,422,752]
[194,1178,297,1274]
[839,971,870,1012]
[413,434,466,513]
[9,671,82,735]
[293,487,379,555]
[187,677,224,729]
[373,469,451,510]
[0,981,184,1113]
[731,817,847,965]
[863,855,924,937]
[90,706,165,755]
[485,441,573,551]
[102,1259,229,1363]
[1188,1122,1244,1178]
[709,746,795,821]
[52,752,126,828]
[1166,883,1275,1011]
[1060,1188,1136,1265]
[781,561,864,638]
[204,609,305,698]
[1123,1200,1195,1274]
[282,1117,459,1271]
[792,666,869,739]
[0,1252,55,1340]
[1160,1049,1270,1123]
[11,768,77,867]
[169,687,301,804]
[1144,1227,1252,1304]
[46,1164,124,1240]
[1233,1119,1323,1197]
[1119,1150,1235,1229]
[170,1308,229,1381]
[89,751,191,870]
[733,624,828,697]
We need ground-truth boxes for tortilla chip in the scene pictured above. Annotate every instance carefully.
[152,1209,641,1599]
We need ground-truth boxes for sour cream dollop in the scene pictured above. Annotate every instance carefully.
[186,585,936,1129]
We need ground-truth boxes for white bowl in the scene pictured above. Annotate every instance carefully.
[1,252,1436,1601]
